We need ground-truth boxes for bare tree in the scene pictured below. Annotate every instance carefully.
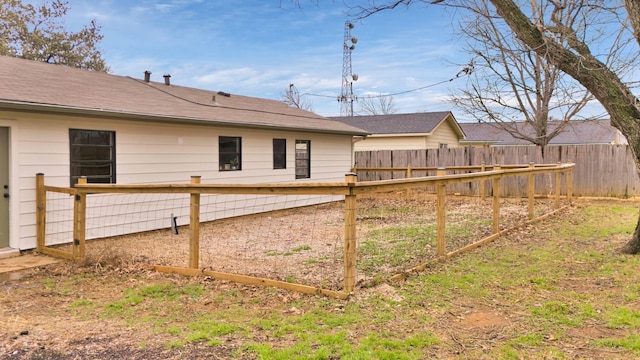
[281,83,314,111]
[0,0,108,71]
[353,0,640,254]
[450,0,610,147]
[358,94,398,115]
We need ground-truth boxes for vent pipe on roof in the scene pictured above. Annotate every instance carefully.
[144,70,151,82]
[163,74,171,86]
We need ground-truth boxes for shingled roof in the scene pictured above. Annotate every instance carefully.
[0,56,368,136]
[459,120,626,145]
[331,112,465,137]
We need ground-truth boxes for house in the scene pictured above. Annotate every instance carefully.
[0,56,368,252]
[459,120,627,146]
[331,112,466,151]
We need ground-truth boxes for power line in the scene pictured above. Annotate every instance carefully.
[301,64,473,101]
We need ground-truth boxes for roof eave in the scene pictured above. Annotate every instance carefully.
[367,132,432,137]
[0,101,369,136]
[438,113,466,139]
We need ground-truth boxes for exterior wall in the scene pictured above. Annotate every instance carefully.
[4,110,354,250]
[353,136,427,151]
[424,123,462,148]
[353,122,462,151]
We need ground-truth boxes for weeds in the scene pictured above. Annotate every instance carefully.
[4,199,640,359]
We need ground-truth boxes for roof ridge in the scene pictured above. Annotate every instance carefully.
[126,76,327,121]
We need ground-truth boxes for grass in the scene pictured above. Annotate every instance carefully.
[4,199,640,359]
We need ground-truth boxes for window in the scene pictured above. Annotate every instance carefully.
[439,143,448,149]
[69,129,116,186]
[295,140,310,179]
[219,136,241,171]
[273,138,286,169]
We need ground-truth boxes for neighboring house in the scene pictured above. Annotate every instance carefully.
[0,56,368,252]
[331,112,466,151]
[459,120,627,146]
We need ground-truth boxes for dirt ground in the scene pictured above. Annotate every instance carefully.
[48,191,557,291]
[1,197,638,359]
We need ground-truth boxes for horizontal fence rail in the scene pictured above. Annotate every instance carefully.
[36,162,574,298]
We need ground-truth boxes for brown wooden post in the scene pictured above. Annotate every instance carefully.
[492,164,501,234]
[436,168,447,256]
[189,176,201,269]
[480,162,486,200]
[343,173,358,295]
[528,162,535,220]
[35,173,46,252]
[406,165,413,200]
[74,177,87,260]
[566,161,573,204]
[555,162,562,209]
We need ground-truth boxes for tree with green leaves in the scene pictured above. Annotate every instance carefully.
[353,0,640,254]
[0,0,108,71]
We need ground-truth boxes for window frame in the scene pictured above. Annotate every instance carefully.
[295,139,311,179]
[273,138,287,169]
[69,128,116,187]
[219,136,242,171]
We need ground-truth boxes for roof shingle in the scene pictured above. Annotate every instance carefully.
[331,112,460,135]
[459,120,626,145]
[0,56,367,135]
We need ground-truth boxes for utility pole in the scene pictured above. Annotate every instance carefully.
[338,21,358,116]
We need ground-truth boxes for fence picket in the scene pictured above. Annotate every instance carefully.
[354,145,640,197]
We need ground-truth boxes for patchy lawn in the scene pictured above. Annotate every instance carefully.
[1,198,640,359]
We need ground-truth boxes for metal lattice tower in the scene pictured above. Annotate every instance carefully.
[338,21,358,116]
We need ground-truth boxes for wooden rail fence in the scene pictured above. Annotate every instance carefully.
[35,162,574,298]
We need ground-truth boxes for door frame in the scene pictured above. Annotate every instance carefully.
[0,122,17,250]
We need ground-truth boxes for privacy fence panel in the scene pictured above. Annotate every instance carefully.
[354,145,640,197]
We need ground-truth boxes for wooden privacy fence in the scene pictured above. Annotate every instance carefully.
[354,144,640,197]
[35,162,574,299]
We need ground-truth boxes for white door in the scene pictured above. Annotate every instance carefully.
[0,127,9,248]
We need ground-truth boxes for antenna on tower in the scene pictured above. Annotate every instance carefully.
[338,21,358,116]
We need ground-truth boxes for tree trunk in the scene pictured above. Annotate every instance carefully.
[621,212,640,254]
[489,0,640,254]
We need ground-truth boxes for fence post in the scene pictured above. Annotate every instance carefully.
[74,177,87,260]
[406,165,413,200]
[436,168,447,257]
[343,173,358,295]
[480,162,486,200]
[492,164,501,234]
[35,173,46,252]
[528,162,535,220]
[555,162,562,209]
[566,161,573,204]
[189,176,201,269]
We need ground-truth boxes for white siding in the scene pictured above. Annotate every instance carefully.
[354,136,427,151]
[353,121,462,151]
[425,123,462,148]
[4,110,354,249]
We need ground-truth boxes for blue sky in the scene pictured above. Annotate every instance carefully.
[57,0,469,118]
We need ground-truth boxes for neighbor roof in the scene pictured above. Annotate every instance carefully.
[459,120,626,145]
[0,56,368,136]
[331,112,465,138]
